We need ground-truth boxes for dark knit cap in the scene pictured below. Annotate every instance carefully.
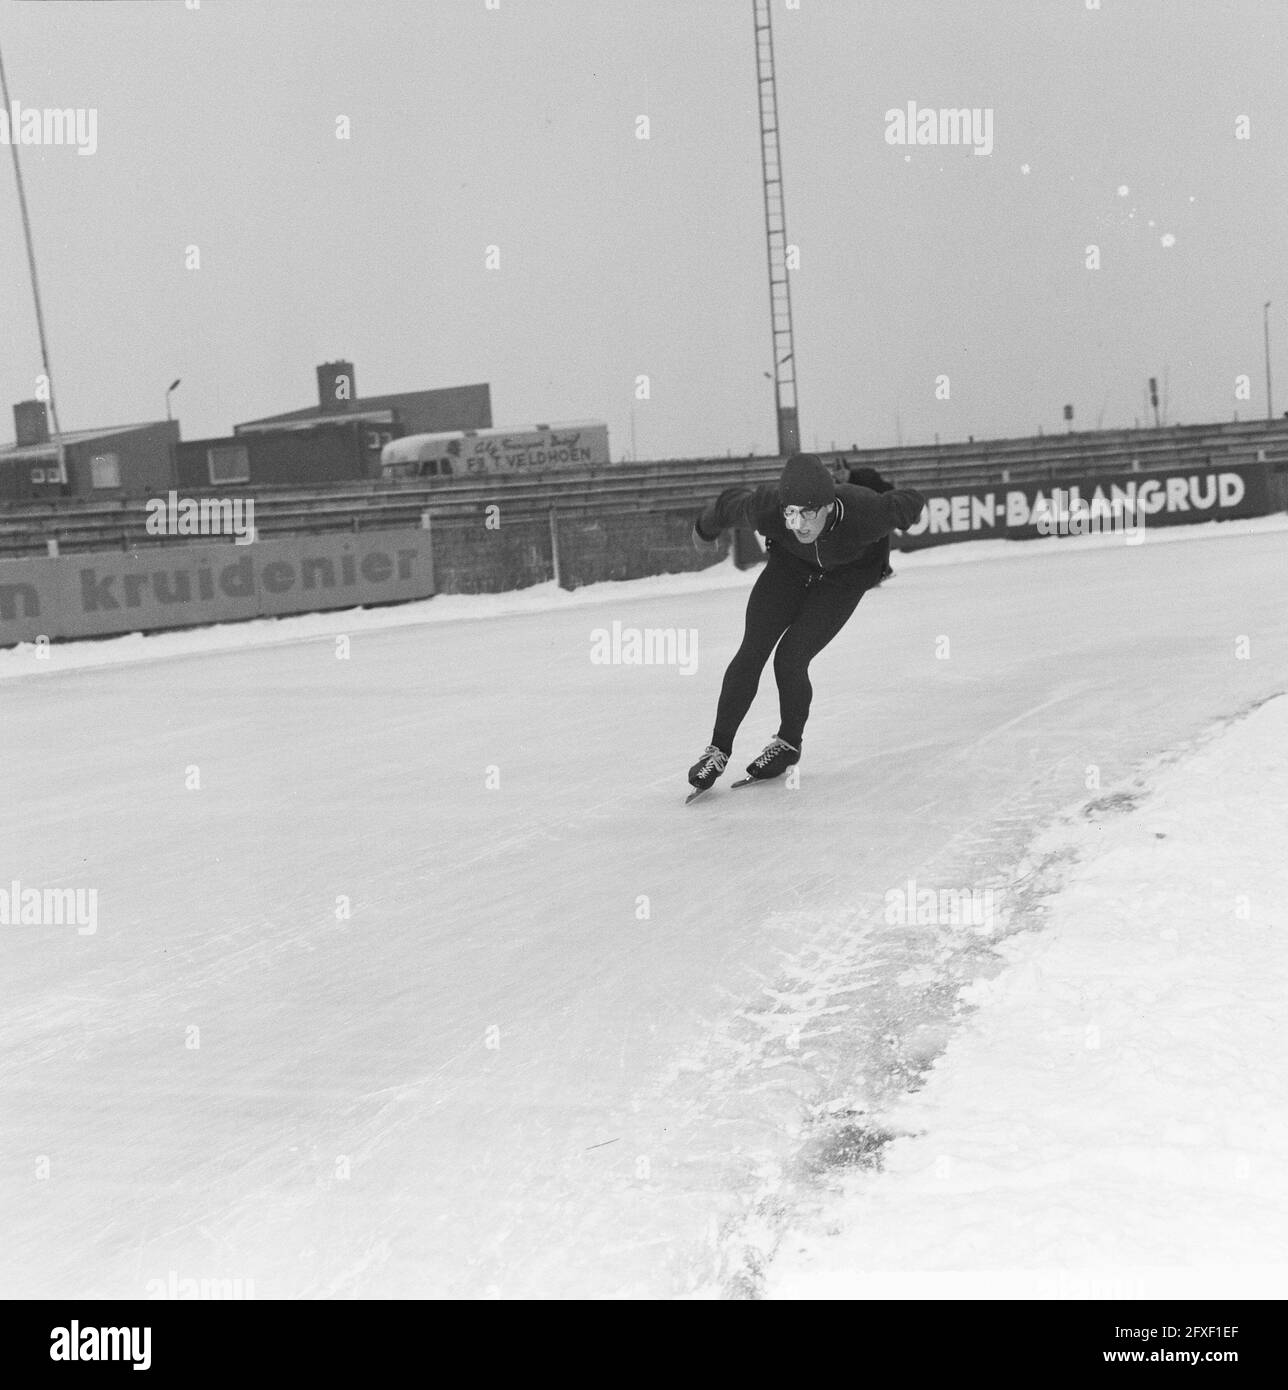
[779,453,836,509]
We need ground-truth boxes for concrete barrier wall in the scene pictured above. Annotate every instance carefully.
[428,515,553,594]
[556,511,715,588]
[0,528,435,645]
[427,510,726,594]
[2,464,1279,645]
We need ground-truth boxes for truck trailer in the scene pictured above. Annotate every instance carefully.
[380,421,611,480]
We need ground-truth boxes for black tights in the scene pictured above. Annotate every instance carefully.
[712,550,864,754]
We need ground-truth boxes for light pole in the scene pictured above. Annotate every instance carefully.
[1264,302,1273,420]
[165,379,182,487]
[0,38,67,486]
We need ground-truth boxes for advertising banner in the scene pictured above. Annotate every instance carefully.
[0,527,435,646]
[895,463,1276,550]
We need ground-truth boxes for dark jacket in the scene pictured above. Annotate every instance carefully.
[696,480,925,588]
[847,466,897,578]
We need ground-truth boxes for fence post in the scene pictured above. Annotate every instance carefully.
[420,508,436,594]
[548,506,562,588]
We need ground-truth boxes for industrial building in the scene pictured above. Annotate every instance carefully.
[175,417,382,491]
[0,401,177,501]
[236,361,489,437]
[1,363,492,497]
[183,361,493,489]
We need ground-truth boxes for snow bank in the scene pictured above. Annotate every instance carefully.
[0,555,755,679]
[2,512,1284,680]
[767,694,1288,1300]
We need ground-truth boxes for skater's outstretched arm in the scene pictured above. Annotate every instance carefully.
[846,484,927,542]
[693,484,779,541]
[691,476,926,548]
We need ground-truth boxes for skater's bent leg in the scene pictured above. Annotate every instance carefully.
[772,585,864,748]
[711,557,806,753]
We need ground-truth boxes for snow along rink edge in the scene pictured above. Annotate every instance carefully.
[756,691,1288,1302]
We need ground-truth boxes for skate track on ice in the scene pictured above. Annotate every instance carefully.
[2,526,1286,1297]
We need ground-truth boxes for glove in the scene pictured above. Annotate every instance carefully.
[846,465,894,494]
[691,515,720,552]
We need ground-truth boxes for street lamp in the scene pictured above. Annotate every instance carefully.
[164,379,182,487]
[1264,303,1273,421]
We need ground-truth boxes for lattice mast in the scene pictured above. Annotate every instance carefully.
[753,0,801,457]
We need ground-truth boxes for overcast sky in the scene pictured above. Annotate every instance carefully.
[2,0,1286,459]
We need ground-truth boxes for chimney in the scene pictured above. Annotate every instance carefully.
[13,400,50,447]
[316,360,356,414]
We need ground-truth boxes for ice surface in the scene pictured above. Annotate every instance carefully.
[1,520,1286,1297]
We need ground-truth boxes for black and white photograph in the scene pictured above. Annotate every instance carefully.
[1,0,1284,1346]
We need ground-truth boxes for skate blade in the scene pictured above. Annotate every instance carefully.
[730,776,776,788]
[684,786,714,804]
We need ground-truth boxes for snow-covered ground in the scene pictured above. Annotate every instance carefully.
[766,692,1288,1300]
[1,515,1285,1299]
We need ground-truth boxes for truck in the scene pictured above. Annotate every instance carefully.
[380,421,611,480]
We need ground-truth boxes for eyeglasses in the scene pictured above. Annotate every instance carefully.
[782,504,825,524]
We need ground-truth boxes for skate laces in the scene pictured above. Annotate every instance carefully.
[753,738,795,768]
[701,746,727,771]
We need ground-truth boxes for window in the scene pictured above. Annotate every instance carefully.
[90,453,121,488]
[208,445,250,485]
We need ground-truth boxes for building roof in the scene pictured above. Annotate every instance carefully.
[0,421,173,463]
[231,409,398,435]
[234,383,492,437]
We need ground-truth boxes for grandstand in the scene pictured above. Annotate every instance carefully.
[1,417,1286,566]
